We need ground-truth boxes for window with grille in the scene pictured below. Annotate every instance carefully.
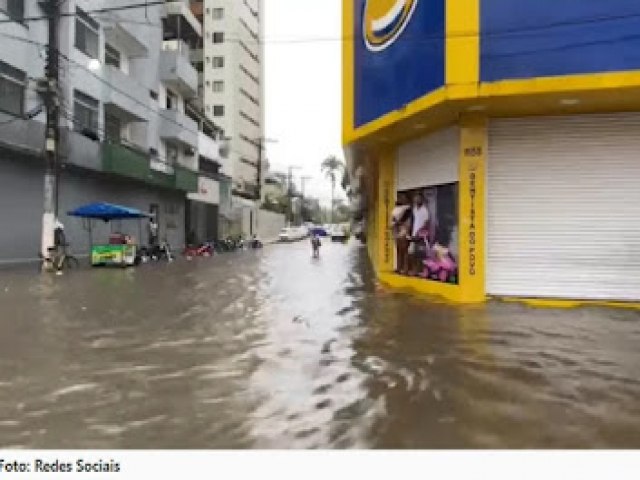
[73,90,99,134]
[105,113,121,144]
[213,105,224,117]
[166,90,177,110]
[105,44,121,68]
[0,60,25,116]
[213,56,224,68]
[166,143,179,164]
[213,81,224,93]
[213,32,224,44]
[213,8,224,19]
[2,0,24,22]
[75,7,99,60]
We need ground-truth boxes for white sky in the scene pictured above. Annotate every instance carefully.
[264,0,345,206]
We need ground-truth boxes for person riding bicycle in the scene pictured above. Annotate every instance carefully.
[52,219,67,272]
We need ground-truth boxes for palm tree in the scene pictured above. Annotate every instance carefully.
[321,155,344,223]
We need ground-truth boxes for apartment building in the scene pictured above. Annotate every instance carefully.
[191,0,265,236]
[0,0,225,263]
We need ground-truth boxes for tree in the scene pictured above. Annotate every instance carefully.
[321,155,345,223]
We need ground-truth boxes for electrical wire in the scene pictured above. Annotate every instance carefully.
[2,1,640,45]
[0,0,167,25]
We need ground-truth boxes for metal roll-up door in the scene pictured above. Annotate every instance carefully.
[487,113,640,301]
[397,127,459,190]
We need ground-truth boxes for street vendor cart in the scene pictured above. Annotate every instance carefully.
[68,202,150,267]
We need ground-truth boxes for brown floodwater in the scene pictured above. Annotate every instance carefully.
[0,241,638,448]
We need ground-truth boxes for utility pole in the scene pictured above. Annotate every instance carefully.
[286,165,301,226]
[300,176,312,223]
[254,137,277,235]
[39,0,60,262]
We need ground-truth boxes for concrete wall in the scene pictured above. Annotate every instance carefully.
[257,209,285,243]
[0,153,185,264]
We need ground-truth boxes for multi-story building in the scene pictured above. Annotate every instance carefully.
[344,0,640,305]
[0,0,224,263]
[190,0,265,237]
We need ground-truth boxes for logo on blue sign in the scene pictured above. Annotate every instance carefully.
[363,0,418,52]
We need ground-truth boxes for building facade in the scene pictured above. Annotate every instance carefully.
[0,0,226,263]
[191,0,265,237]
[343,0,640,304]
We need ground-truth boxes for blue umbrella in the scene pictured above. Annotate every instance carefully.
[68,202,150,222]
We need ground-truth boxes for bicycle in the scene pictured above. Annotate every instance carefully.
[41,243,80,273]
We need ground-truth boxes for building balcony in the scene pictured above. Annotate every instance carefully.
[101,142,197,192]
[103,18,148,58]
[160,41,199,98]
[198,131,220,163]
[163,0,202,39]
[159,108,198,150]
[103,65,148,122]
[0,114,45,158]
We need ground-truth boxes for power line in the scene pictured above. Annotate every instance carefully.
[3,2,640,43]
[0,0,167,25]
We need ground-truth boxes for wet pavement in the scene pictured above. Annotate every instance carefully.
[0,241,639,448]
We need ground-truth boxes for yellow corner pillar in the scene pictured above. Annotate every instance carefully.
[342,0,355,144]
[446,0,480,98]
[458,116,487,303]
[376,149,397,274]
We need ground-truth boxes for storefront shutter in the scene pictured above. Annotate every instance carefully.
[487,113,640,301]
[397,127,459,190]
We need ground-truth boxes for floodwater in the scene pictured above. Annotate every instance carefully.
[0,241,639,449]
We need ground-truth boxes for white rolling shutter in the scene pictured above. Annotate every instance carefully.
[397,127,459,190]
[487,113,640,301]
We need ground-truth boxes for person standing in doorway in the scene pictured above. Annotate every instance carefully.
[391,193,412,275]
[410,192,430,276]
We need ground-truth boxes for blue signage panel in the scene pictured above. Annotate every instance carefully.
[481,0,640,82]
[354,0,446,128]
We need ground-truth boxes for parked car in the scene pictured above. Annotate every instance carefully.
[278,227,308,242]
[330,225,348,242]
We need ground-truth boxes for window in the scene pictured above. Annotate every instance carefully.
[213,56,224,68]
[240,110,259,127]
[240,64,260,85]
[105,113,121,143]
[104,44,121,68]
[166,89,177,110]
[239,18,259,42]
[213,8,224,19]
[213,81,224,93]
[213,32,224,44]
[240,87,259,106]
[73,90,99,134]
[75,8,100,60]
[0,60,25,116]
[2,0,24,23]
[166,143,178,164]
[213,105,224,117]
[239,40,259,63]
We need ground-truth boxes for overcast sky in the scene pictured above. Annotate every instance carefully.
[264,0,345,206]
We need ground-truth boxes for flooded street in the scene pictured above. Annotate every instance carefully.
[0,241,639,449]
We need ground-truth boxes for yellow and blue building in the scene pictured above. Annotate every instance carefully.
[344,0,640,305]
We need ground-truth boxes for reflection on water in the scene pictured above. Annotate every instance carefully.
[0,243,639,448]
